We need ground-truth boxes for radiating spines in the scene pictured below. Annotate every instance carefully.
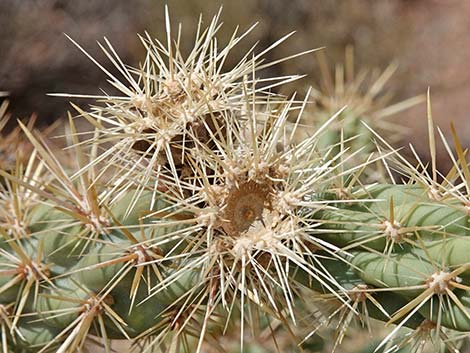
[4,8,470,353]
[52,7,310,201]
[136,94,381,344]
[307,48,423,146]
[0,150,48,242]
[0,128,41,233]
[348,250,470,352]
[300,94,470,352]
[382,319,463,353]
[297,48,424,184]
[0,233,52,337]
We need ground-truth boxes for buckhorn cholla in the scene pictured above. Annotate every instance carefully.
[1,8,470,353]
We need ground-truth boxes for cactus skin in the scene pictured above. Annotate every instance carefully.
[4,138,470,352]
[1,11,470,353]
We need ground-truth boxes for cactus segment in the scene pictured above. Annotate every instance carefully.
[13,320,60,352]
[1,9,470,353]
[350,251,434,294]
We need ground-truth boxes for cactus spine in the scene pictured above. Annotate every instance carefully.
[1,8,469,353]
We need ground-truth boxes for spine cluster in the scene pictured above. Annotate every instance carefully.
[1,9,469,353]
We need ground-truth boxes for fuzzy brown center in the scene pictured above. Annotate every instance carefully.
[222,181,271,236]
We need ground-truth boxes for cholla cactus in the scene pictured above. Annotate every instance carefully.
[1,8,470,353]
[299,48,425,184]
[54,7,310,204]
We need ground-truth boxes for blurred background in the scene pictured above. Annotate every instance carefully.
[1,0,470,169]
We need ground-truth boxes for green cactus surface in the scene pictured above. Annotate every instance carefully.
[1,8,470,353]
